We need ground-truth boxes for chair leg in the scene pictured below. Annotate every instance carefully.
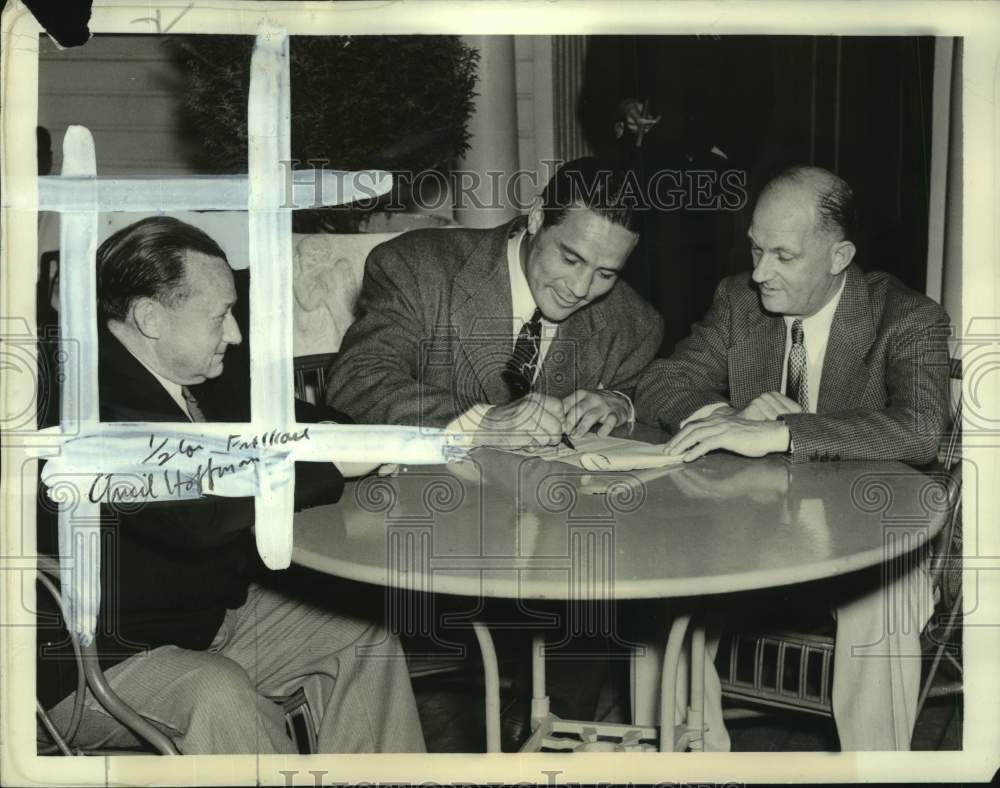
[916,591,963,721]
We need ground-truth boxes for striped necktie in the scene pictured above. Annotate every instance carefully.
[502,307,543,399]
[785,319,809,411]
[181,386,207,422]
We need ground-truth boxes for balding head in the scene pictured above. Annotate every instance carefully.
[748,167,857,317]
[760,166,856,242]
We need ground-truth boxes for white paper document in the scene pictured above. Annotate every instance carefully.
[505,434,686,471]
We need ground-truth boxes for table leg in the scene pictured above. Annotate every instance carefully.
[630,639,663,726]
[472,621,502,753]
[658,610,692,753]
[530,633,550,728]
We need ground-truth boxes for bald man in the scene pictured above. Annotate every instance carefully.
[634,166,951,750]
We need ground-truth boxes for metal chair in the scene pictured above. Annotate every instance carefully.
[36,558,320,755]
[35,558,180,755]
[717,358,963,739]
[915,357,963,717]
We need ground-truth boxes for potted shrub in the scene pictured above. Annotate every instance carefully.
[167,34,479,231]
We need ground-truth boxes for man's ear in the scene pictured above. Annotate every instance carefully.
[131,298,161,340]
[829,239,856,275]
[526,196,544,236]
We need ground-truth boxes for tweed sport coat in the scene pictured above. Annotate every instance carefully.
[329,218,664,428]
[634,264,951,464]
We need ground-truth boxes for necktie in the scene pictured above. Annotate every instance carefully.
[785,319,809,411]
[181,386,207,422]
[502,307,543,399]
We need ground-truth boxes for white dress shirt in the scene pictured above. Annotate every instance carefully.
[135,355,195,421]
[506,228,558,368]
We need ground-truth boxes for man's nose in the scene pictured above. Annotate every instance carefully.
[223,313,242,345]
[751,254,774,283]
[568,268,594,300]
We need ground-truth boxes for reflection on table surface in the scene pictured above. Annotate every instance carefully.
[293,445,948,600]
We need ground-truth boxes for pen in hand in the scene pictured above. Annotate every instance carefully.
[560,433,576,451]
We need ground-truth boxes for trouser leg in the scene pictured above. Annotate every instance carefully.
[831,556,933,751]
[218,582,425,753]
[44,644,297,754]
[627,601,730,751]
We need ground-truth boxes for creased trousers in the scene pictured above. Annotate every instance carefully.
[632,555,933,751]
[45,582,426,754]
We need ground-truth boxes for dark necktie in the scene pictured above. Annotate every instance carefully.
[785,319,809,411]
[502,307,543,399]
[181,386,207,422]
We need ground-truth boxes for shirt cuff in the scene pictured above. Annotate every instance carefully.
[680,402,730,429]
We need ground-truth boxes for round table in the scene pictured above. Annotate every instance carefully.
[294,446,949,751]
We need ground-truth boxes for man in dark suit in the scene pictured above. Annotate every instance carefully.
[329,156,664,447]
[39,217,424,753]
[634,166,951,750]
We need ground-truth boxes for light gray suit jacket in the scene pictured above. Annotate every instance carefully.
[329,219,664,428]
[634,264,951,464]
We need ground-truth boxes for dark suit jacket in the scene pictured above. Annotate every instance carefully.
[37,326,346,708]
[634,264,951,464]
[328,219,665,427]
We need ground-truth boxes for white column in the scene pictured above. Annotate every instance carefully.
[454,35,519,228]
[941,39,962,330]
[925,37,953,305]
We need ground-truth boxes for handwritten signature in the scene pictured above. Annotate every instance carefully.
[89,455,261,504]
[88,428,313,504]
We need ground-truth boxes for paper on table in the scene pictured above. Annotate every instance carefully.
[579,443,686,471]
[504,434,685,471]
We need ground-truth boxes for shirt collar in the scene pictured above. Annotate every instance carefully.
[783,273,846,337]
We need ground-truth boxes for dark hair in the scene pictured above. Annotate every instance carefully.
[97,216,228,323]
[539,156,643,234]
[767,165,857,242]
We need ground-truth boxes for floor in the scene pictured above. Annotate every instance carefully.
[411,643,963,753]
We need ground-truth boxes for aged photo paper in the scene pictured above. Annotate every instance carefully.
[2,1,998,785]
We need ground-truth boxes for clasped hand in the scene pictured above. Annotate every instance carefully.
[476,389,628,449]
[664,391,800,461]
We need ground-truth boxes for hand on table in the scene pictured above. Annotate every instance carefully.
[663,412,790,462]
[561,389,629,439]
[474,393,565,449]
[737,391,802,421]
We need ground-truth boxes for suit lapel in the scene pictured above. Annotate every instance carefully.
[450,219,523,404]
[817,264,875,413]
[537,300,607,398]
[98,327,191,422]
[731,304,785,406]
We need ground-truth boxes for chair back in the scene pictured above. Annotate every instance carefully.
[928,357,963,627]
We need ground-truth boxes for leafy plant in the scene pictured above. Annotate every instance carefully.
[166,35,479,230]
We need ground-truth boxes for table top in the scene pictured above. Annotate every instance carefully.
[293,440,949,601]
